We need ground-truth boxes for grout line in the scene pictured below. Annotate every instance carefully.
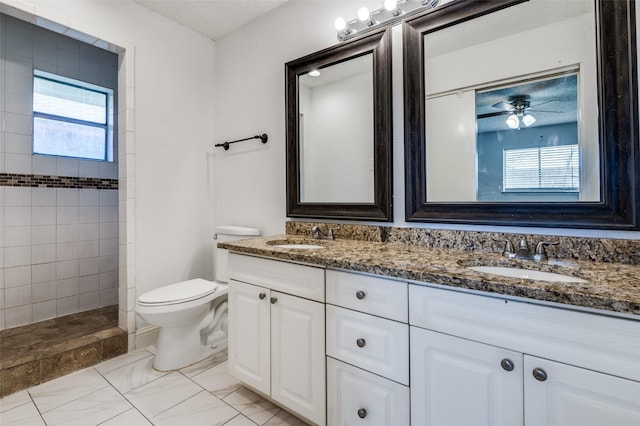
[94,366,154,425]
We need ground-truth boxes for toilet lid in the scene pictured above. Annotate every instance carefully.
[138,278,218,306]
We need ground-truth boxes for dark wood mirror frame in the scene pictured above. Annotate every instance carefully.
[403,0,640,230]
[286,28,393,221]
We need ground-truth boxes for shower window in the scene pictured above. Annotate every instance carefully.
[33,70,114,161]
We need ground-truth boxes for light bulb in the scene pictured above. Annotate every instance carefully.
[334,17,346,31]
[506,114,520,129]
[522,114,536,127]
[308,70,320,77]
[357,7,371,22]
[384,0,398,11]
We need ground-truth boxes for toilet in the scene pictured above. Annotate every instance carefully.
[135,225,260,371]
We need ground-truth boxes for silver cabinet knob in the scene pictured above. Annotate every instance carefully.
[532,368,548,382]
[270,297,277,304]
[357,408,367,419]
[356,338,366,348]
[356,290,366,300]
[501,358,515,372]
[259,293,266,300]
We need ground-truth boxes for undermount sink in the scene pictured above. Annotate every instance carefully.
[469,266,587,283]
[266,239,326,250]
[273,243,325,250]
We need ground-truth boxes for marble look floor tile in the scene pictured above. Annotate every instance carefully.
[98,408,153,425]
[224,414,259,426]
[179,350,228,379]
[223,387,280,425]
[191,361,242,398]
[0,400,46,426]
[41,386,132,426]
[94,348,153,375]
[152,390,238,426]
[124,371,203,418]
[264,410,310,426]
[29,367,109,413]
[102,355,167,394]
[0,389,32,412]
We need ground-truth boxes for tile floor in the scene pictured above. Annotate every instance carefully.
[0,348,310,426]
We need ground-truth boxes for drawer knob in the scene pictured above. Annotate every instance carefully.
[259,293,266,300]
[357,408,367,419]
[270,297,277,304]
[501,358,515,372]
[356,290,366,300]
[532,368,548,382]
[356,338,366,348]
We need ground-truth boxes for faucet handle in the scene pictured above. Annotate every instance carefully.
[534,241,559,262]
[493,238,515,258]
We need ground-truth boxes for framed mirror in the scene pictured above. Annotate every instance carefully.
[404,0,639,229]
[286,28,393,221]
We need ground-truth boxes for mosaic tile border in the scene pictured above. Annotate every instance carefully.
[0,173,118,190]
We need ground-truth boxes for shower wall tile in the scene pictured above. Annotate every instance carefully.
[33,300,56,322]
[32,243,56,265]
[32,281,56,303]
[32,225,55,245]
[1,17,119,330]
[5,305,32,328]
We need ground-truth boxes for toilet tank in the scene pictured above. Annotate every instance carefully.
[214,225,260,283]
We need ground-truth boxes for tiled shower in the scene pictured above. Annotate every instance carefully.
[1,13,119,330]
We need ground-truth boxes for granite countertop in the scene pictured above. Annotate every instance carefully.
[219,235,640,317]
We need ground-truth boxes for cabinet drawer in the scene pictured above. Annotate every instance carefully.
[327,357,409,426]
[326,270,408,322]
[409,284,640,382]
[228,253,325,302]
[326,305,409,385]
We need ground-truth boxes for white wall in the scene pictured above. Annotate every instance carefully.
[213,0,379,236]
[1,0,217,336]
[302,70,374,203]
[215,0,640,240]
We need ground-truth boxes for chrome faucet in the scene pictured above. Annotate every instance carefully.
[494,237,558,262]
[311,226,335,240]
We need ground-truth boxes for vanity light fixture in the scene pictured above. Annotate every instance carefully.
[308,69,321,77]
[335,0,439,41]
[384,0,402,16]
[358,7,376,26]
[334,17,355,38]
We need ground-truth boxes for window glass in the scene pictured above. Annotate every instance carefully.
[33,70,113,161]
[503,145,580,192]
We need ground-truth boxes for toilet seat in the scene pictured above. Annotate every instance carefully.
[137,278,219,307]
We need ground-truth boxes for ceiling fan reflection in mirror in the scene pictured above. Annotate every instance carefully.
[475,72,577,132]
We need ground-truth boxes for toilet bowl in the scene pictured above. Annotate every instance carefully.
[135,225,259,371]
[136,279,228,371]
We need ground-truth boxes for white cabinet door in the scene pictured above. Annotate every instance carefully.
[524,356,640,426]
[271,291,326,426]
[410,327,523,426]
[327,357,409,426]
[228,279,270,395]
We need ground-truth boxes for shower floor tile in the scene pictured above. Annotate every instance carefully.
[0,305,127,397]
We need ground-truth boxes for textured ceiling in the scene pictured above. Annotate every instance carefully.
[133,0,290,41]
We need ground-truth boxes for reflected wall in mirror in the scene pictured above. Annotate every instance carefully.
[404,0,639,229]
[299,54,374,203]
[286,28,393,221]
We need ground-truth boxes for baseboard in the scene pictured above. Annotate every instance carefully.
[135,325,159,350]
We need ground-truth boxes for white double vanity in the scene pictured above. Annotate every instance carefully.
[225,249,640,426]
